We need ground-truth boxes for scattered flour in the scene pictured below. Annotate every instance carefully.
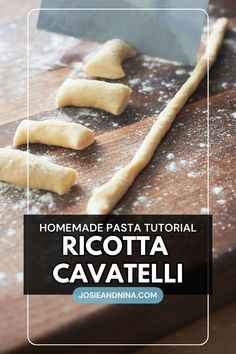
[29,192,56,214]
[0,272,23,287]
[142,61,160,70]
[6,228,16,237]
[161,81,175,88]
[76,108,99,118]
[200,207,209,214]
[199,143,207,148]
[129,78,141,86]
[175,69,187,75]
[133,195,148,207]
[166,162,178,172]
[12,200,26,212]
[69,61,88,79]
[180,159,196,168]
[143,55,181,66]
[232,112,236,118]
[15,272,23,284]
[0,182,58,215]
[166,153,175,160]
[217,199,226,205]
[187,171,201,178]
[212,186,224,195]
[29,35,78,76]
[71,62,84,71]
[0,273,8,286]
[140,80,154,93]
[221,82,229,89]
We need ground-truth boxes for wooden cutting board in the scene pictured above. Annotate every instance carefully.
[0,0,236,353]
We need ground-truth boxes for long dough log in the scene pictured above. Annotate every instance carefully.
[0,149,78,195]
[84,39,137,79]
[87,18,229,215]
[55,79,131,115]
[13,119,95,150]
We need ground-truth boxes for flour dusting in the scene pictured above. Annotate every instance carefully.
[175,69,188,75]
[166,153,175,160]
[0,273,8,287]
[166,162,178,172]
[212,186,224,195]
[217,199,226,205]
[187,171,201,178]
[15,272,23,284]
[200,207,209,214]
[29,35,78,76]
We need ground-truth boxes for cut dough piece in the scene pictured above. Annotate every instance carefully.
[84,39,137,79]
[13,119,95,150]
[87,18,229,215]
[55,79,131,115]
[0,149,78,195]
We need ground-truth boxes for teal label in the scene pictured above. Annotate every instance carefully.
[72,287,164,304]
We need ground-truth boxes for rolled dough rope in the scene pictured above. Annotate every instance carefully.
[55,79,131,115]
[84,39,137,79]
[0,149,78,195]
[13,119,95,150]
[87,18,229,215]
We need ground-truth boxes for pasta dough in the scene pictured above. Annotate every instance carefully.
[55,79,131,115]
[84,39,137,79]
[0,149,78,195]
[13,119,95,150]
[87,18,229,215]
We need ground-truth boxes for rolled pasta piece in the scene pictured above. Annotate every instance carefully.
[55,79,131,115]
[0,149,78,195]
[13,119,95,150]
[84,39,137,79]
[86,18,229,215]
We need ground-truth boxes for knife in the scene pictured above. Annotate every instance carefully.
[37,0,209,65]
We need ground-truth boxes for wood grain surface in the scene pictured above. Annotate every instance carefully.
[135,300,236,354]
[0,0,236,353]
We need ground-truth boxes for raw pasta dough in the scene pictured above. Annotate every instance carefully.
[0,149,78,195]
[13,119,95,150]
[86,18,229,215]
[84,39,137,79]
[55,79,131,115]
